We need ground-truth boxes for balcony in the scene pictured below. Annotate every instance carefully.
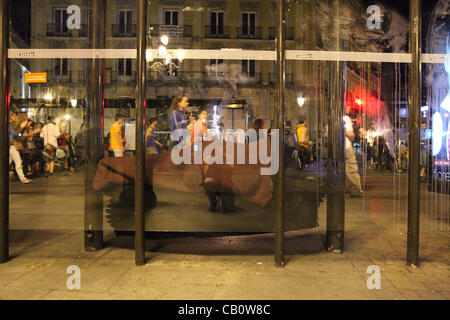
[204,25,230,39]
[149,24,192,38]
[148,71,204,84]
[112,24,136,37]
[46,23,69,37]
[237,72,262,86]
[46,70,72,85]
[269,27,294,40]
[107,71,137,84]
[236,26,262,40]
[269,73,293,85]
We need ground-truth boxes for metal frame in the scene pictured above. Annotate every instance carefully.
[84,0,106,252]
[407,0,421,267]
[274,0,286,268]
[135,0,147,266]
[325,0,346,253]
[0,0,10,263]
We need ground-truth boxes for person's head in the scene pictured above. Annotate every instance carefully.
[298,116,307,125]
[188,112,196,123]
[115,113,124,124]
[47,116,53,124]
[198,110,207,122]
[149,117,158,128]
[9,111,18,124]
[420,122,427,129]
[80,123,86,132]
[253,118,265,130]
[169,95,189,114]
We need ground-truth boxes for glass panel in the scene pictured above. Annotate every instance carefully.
[6,0,448,268]
[423,1,450,231]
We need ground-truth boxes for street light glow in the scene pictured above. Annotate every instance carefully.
[297,97,305,107]
[177,49,185,62]
[44,94,53,101]
[146,50,153,62]
[71,99,77,107]
[158,45,167,57]
[64,114,71,121]
[161,35,169,46]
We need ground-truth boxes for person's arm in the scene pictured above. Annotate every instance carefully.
[115,127,124,150]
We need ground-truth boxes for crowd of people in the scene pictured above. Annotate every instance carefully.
[8,110,87,183]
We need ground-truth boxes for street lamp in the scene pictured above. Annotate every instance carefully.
[297,97,305,107]
[71,99,77,107]
[147,35,184,75]
[44,94,53,101]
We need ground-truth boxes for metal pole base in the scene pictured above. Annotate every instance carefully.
[84,231,103,252]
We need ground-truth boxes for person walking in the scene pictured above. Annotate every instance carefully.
[9,111,31,184]
[109,113,125,157]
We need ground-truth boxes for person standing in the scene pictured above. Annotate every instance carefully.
[192,110,208,144]
[109,113,125,157]
[74,123,87,167]
[59,122,75,172]
[40,116,60,175]
[344,115,362,197]
[145,118,163,154]
[9,111,31,184]
[168,95,189,147]
[296,116,312,168]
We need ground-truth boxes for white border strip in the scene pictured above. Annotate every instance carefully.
[8,49,449,64]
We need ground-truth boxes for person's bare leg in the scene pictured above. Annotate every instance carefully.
[50,161,55,173]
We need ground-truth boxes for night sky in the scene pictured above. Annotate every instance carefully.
[11,0,31,46]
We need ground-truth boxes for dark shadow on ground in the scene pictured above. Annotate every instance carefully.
[104,230,325,256]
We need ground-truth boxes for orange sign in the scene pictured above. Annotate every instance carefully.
[24,73,47,83]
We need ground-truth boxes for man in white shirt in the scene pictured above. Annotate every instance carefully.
[40,116,60,175]
[344,115,362,196]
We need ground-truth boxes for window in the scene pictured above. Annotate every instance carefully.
[242,12,256,36]
[164,10,179,25]
[242,60,255,78]
[210,12,224,35]
[209,59,224,77]
[118,9,133,34]
[54,8,68,34]
[118,59,132,77]
[54,58,68,77]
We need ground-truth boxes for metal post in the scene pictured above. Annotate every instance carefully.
[135,0,147,266]
[0,0,10,264]
[274,0,285,268]
[326,0,346,252]
[84,0,106,251]
[407,0,421,267]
